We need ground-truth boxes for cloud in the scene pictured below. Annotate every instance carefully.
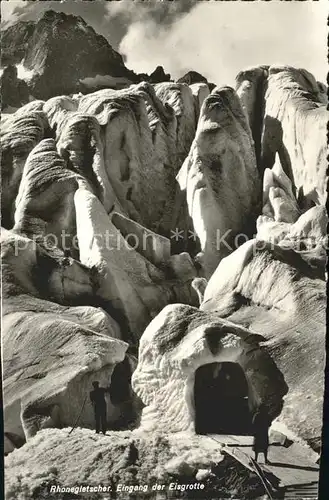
[1,0,27,27]
[105,0,197,26]
[118,0,328,84]
[104,0,198,53]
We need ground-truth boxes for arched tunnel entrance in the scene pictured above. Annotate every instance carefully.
[194,362,253,435]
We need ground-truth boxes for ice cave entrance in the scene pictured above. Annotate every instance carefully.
[194,362,253,435]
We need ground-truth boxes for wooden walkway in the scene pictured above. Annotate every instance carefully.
[207,434,319,499]
[283,482,319,499]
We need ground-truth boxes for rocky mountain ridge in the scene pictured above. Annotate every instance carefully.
[1,10,208,108]
[1,11,327,499]
[1,10,137,100]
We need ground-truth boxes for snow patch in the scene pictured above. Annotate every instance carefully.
[79,74,132,90]
[0,63,34,82]
[16,63,35,82]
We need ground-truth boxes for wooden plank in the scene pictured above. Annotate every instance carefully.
[207,434,319,489]
[209,438,277,499]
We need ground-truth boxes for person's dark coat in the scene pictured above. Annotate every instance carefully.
[90,386,110,433]
[252,407,271,452]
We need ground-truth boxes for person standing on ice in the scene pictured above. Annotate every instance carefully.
[90,381,110,434]
[252,403,271,464]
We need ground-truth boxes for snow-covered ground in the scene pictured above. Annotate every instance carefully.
[4,427,265,500]
[79,74,132,90]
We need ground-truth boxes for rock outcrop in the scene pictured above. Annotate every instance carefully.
[1,21,36,66]
[178,71,209,86]
[177,86,261,277]
[148,65,171,84]
[0,64,30,111]
[1,10,137,99]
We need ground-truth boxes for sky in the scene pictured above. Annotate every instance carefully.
[1,0,327,86]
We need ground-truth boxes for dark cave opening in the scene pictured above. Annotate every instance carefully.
[109,358,132,405]
[107,357,138,431]
[194,362,253,435]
